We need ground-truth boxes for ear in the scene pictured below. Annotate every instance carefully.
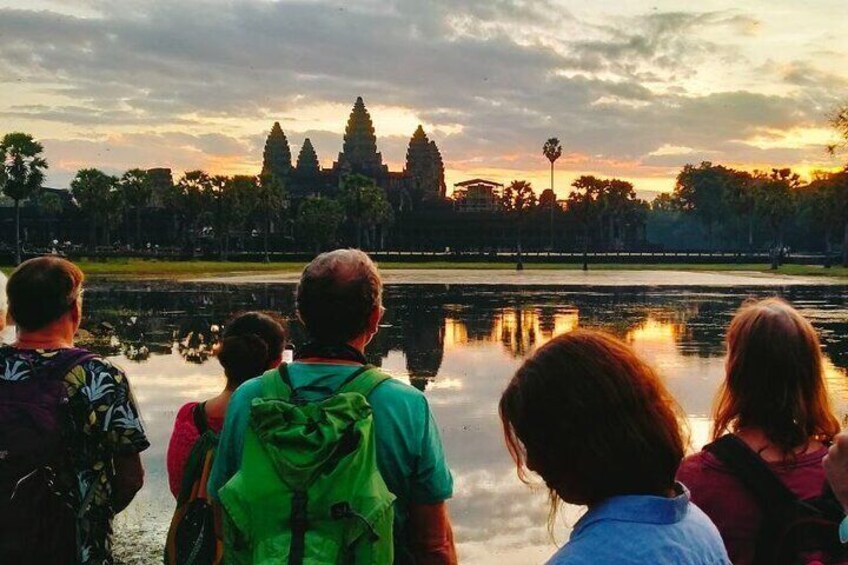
[367,304,383,335]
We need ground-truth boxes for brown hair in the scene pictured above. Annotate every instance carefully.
[217,311,287,389]
[713,297,839,455]
[7,256,84,331]
[296,249,382,344]
[499,330,686,518]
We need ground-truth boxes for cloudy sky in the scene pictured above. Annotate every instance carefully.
[1,0,846,198]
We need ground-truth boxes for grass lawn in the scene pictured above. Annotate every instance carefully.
[1,257,844,279]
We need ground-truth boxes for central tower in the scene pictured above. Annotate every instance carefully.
[335,96,387,179]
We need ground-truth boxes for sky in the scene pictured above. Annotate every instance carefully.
[1,0,846,199]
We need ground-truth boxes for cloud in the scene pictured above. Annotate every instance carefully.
[0,1,843,190]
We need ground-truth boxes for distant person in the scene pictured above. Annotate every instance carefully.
[208,249,457,564]
[0,257,149,564]
[165,311,286,565]
[166,311,287,496]
[677,298,843,565]
[500,330,729,565]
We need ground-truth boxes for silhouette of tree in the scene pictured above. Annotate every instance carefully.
[754,168,799,266]
[342,174,392,249]
[501,180,537,267]
[568,176,604,270]
[296,196,344,253]
[1,133,47,264]
[167,170,214,252]
[721,169,756,250]
[543,138,563,248]
[119,168,152,248]
[71,168,121,250]
[674,162,732,249]
[257,173,287,261]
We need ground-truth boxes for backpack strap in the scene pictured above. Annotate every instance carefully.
[705,434,799,513]
[41,347,98,382]
[193,401,209,434]
[338,365,391,398]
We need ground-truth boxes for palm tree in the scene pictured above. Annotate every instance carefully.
[543,138,563,249]
[501,180,537,269]
[119,169,152,248]
[1,133,48,264]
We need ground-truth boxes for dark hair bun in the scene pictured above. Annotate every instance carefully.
[218,334,269,385]
[217,311,287,388]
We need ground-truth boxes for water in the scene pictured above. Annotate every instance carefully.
[74,280,848,564]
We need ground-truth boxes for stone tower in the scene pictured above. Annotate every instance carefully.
[262,122,292,180]
[404,125,446,201]
[296,138,320,175]
[336,97,386,178]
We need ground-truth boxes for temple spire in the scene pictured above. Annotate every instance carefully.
[296,138,320,175]
[405,124,445,201]
[262,122,292,180]
[337,96,384,177]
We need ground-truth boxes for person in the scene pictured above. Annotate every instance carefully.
[677,297,841,564]
[166,311,287,497]
[0,269,12,343]
[499,330,729,565]
[825,432,848,544]
[0,257,149,564]
[208,249,457,564]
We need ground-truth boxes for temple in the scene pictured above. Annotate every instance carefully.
[262,96,447,210]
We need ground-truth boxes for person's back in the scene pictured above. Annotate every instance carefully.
[549,489,727,564]
[676,298,842,565]
[678,442,829,564]
[0,257,148,564]
[499,330,729,565]
[208,249,456,564]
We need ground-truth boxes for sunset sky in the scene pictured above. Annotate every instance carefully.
[1,0,846,199]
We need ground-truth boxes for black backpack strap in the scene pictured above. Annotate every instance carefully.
[192,401,209,434]
[41,347,98,383]
[705,434,799,514]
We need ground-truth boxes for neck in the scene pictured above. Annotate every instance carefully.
[346,336,368,355]
[15,326,74,349]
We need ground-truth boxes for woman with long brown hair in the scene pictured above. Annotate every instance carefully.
[677,297,841,564]
[500,329,728,564]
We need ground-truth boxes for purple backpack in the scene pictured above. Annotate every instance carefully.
[0,347,97,564]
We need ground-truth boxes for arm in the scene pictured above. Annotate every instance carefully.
[409,501,457,565]
[112,452,144,513]
[824,432,848,512]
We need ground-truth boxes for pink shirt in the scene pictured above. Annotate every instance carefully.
[676,445,829,565]
[166,402,224,498]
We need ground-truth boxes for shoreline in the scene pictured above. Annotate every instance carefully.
[2,258,847,282]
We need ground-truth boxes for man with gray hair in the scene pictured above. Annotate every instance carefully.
[210,249,457,563]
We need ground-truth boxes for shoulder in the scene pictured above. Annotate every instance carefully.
[231,376,264,404]
[370,372,427,404]
[677,450,728,485]
[175,401,200,424]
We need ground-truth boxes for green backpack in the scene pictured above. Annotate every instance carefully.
[217,365,396,565]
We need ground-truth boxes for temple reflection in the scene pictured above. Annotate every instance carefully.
[74,283,848,398]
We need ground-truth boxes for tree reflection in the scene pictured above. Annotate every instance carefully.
[75,283,848,393]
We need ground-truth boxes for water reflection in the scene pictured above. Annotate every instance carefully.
[83,282,848,564]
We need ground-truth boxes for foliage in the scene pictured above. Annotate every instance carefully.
[341,174,393,248]
[119,169,152,209]
[542,138,562,165]
[1,133,47,202]
[501,180,537,213]
[71,168,122,247]
[167,170,214,248]
[296,196,345,251]
[673,162,735,246]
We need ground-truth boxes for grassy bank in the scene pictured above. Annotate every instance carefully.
[1,258,845,279]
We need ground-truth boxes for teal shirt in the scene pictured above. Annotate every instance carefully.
[208,363,454,560]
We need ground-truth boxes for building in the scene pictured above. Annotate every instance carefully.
[452,179,503,213]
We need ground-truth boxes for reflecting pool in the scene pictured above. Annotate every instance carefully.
[77,282,848,564]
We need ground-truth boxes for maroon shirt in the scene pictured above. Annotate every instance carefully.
[677,445,829,565]
[166,401,224,498]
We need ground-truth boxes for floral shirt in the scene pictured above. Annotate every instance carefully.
[0,346,149,565]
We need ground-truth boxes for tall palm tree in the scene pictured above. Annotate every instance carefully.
[1,133,48,264]
[542,138,562,249]
[119,169,152,248]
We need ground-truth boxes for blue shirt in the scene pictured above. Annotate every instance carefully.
[208,363,453,561]
[547,484,730,565]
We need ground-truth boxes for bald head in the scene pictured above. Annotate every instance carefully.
[296,249,383,344]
